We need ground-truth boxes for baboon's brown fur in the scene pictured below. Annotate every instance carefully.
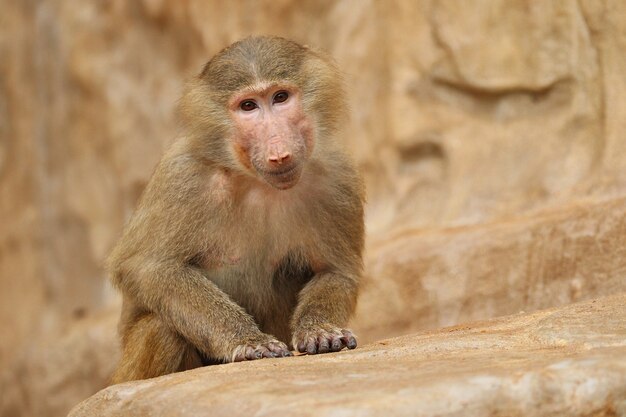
[108,36,364,383]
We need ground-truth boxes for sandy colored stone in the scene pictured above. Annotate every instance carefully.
[0,308,119,417]
[69,294,626,417]
[355,195,626,342]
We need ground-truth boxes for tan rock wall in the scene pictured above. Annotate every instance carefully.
[355,196,626,342]
[1,2,626,416]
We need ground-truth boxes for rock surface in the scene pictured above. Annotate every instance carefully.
[0,308,119,417]
[69,294,626,417]
[355,195,626,342]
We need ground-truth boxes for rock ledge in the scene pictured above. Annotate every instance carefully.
[69,294,626,417]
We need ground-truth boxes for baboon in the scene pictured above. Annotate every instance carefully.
[108,36,364,383]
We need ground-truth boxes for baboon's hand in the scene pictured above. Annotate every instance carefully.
[292,326,357,355]
[231,336,292,362]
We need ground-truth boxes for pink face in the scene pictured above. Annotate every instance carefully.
[228,83,315,190]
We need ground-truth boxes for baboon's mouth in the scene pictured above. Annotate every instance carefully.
[265,164,298,177]
[259,164,302,190]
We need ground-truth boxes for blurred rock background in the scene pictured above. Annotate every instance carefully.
[1,1,625,416]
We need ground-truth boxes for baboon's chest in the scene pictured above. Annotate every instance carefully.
[198,182,320,333]
[199,242,313,343]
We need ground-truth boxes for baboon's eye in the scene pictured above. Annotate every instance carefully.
[240,100,258,111]
[273,91,289,104]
